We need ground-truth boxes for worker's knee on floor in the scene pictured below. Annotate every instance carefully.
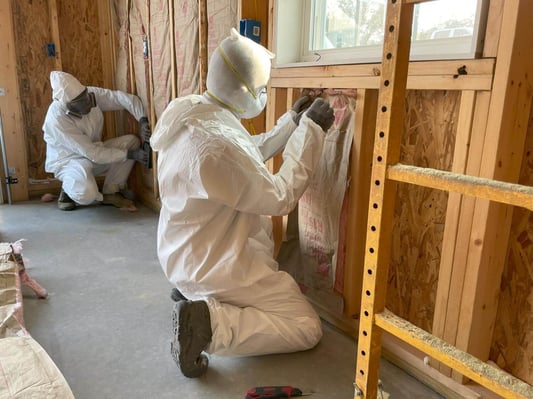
[308,317,323,348]
[298,315,323,350]
[66,183,100,205]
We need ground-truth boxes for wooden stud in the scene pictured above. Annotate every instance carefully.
[48,0,62,71]
[144,1,158,199]
[431,90,477,375]
[433,91,491,376]
[127,0,136,94]
[271,87,288,258]
[198,0,208,93]
[0,0,28,202]
[97,0,117,138]
[240,0,269,135]
[343,89,378,320]
[483,0,504,58]
[168,0,177,99]
[453,0,533,381]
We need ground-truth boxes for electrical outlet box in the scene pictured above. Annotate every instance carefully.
[240,19,261,43]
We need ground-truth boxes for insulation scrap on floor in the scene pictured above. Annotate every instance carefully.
[0,243,74,399]
[0,243,26,338]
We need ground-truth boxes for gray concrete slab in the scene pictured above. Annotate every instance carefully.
[0,199,443,399]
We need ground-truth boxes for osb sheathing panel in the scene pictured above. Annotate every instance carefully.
[490,102,533,385]
[57,1,104,89]
[11,0,55,180]
[387,90,460,332]
[12,0,104,181]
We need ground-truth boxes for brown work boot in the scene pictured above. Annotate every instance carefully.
[101,192,136,210]
[57,190,76,211]
[171,300,212,378]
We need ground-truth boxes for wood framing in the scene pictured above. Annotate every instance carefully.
[0,0,28,202]
[343,89,378,320]
[452,0,533,381]
[270,59,495,91]
[266,0,532,397]
[97,0,117,140]
[2,0,532,396]
[198,0,208,93]
[353,0,533,397]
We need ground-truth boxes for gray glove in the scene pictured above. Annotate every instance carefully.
[291,93,313,125]
[305,98,335,132]
[139,117,151,142]
[127,148,150,168]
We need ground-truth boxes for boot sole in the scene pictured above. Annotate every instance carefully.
[58,203,76,211]
[171,301,210,378]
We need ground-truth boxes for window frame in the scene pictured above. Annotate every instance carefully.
[273,0,489,68]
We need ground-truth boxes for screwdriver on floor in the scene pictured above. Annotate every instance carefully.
[245,386,311,398]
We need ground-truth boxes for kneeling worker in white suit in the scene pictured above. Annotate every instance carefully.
[151,29,335,378]
[43,71,151,211]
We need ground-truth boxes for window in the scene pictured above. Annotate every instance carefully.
[274,0,488,66]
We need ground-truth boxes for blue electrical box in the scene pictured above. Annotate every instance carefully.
[46,43,56,58]
[239,19,261,43]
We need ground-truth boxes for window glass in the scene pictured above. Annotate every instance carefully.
[274,0,486,66]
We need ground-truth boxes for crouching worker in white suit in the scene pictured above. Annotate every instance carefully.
[42,71,151,211]
[151,28,335,378]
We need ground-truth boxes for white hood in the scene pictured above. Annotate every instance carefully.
[50,71,86,103]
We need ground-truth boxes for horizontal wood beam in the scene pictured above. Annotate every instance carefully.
[387,163,533,211]
[375,309,533,399]
[270,59,494,90]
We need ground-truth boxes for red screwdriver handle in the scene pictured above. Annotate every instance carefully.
[245,386,303,399]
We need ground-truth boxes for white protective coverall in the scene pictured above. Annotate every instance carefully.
[151,29,326,356]
[42,71,146,205]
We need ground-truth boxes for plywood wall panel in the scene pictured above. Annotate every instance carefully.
[12,0,106,182]
[57,0,103,88]
[11,0,55,181]
[387,90,460,332]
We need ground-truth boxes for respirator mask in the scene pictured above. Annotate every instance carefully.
[66,88,96,118]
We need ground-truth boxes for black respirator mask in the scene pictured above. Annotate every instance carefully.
[66,88,96,118]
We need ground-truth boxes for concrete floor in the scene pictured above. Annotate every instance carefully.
[0,199,444,399]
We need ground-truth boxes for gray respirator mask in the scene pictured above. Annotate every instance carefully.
[66,89,96,118]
